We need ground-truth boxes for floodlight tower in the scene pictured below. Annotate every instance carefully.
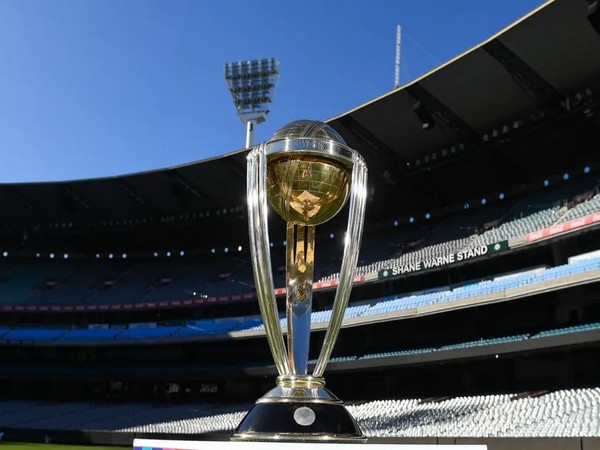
[225,58,280,148]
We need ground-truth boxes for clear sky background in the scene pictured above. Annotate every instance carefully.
[0,0,545,183]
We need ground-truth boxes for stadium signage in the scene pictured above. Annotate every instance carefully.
[378,241,508,279]
[526,212,600,243]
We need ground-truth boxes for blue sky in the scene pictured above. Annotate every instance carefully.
[0,0,545,183]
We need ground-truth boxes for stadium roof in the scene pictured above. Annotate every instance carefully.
[1,0,600,252]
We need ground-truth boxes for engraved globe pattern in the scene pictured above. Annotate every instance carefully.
[270,119,346,144]
[266,120,352,226]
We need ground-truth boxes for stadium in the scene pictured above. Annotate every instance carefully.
[1,0,600,448]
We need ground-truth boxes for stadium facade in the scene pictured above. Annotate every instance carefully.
[1,0,600,447]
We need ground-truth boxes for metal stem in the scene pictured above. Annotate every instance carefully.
[286,223,315,375]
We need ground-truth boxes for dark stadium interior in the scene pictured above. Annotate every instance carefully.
[1,0,600,446]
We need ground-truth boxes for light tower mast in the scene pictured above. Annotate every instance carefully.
[225,58,280,148]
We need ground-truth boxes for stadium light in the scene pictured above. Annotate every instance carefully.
[225,58,280,148]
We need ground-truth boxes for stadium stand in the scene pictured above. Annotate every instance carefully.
[349,388,600,438]
[0,176,597,313]
[0,253,599,344]
[1,1,600,447]
[0,388,598,437]
[322,178,600,282]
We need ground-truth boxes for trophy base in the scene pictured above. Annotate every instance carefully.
[231,385,366,443]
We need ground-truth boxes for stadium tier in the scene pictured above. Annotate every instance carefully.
[0,176,598,312]
[0,252,599,344]
[1,0,600,446]
[0,388,598,438]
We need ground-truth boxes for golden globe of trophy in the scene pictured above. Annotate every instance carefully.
[232,120,368,442]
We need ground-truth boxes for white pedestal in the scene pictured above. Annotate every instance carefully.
[134,438,487,450]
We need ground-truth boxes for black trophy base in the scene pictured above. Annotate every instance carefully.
[231,401,367,443]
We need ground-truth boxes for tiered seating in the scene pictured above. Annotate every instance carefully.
[23,262,115,305]
[0,388,598,437]
[40,403,145,430]
[559,193,600,222]
[142,259,213,302]
[359,347,434,360]
[2,255,600,344]
[348,388,600,437]
[0,256,256,307]
[322,204,564,283]
[182,318,250,335]
[322,180,600,283]
[0,260,74,305]
[337,321,600,361]
[118,326,181,340]
[468,206,562,248]
[61,328,122,341]
[1,328,66,341]
[532,322,600,339]
[115,405,247,434]
[0,180,598,309]
[2,322,599,372]
[399,237,473,266]
[361,257,599,320]
[436,334,529,351]
[0,400,41,425]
